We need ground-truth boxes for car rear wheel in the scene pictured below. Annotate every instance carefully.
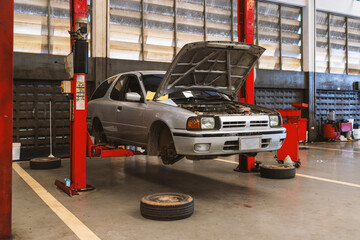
[92,120,107,144]
[159,127,184,165]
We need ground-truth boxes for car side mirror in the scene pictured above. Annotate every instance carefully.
[125,92,141,102]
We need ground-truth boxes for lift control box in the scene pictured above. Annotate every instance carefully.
[61,80,72,94]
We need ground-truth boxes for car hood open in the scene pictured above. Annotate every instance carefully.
[154,41,265,100]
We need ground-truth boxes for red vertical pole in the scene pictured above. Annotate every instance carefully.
[71,74,88,189]
[238,0,255,103]
[70,0,88,190]
[237,0,256,172]
[0,0,13,237]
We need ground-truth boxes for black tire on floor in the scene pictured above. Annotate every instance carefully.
[29,157,61,170]
[260,164,296,179]
[140,193,194,221]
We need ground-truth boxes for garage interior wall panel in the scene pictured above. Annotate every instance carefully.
[144,0,174,62]
[14,0,90,55]
[49,0,71,55]
[329,15,346,74]
[14,0,49,53]
[348,18,360,75]
[316,11,360,75]
[256,2,280,70]
[315,12,329,73]
[315,90,360,126]
[255,1,302,71]
[110,0,235,61]
[176,0,204,50]
[109,0,142,60]
[255,88,305,110]
[205,0,232,42]
[280,6,302,71]
[13,80,70,159]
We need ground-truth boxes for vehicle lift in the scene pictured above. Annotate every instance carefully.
[55,0,133,197]
[234,0,299,172]
[234,0,259,172]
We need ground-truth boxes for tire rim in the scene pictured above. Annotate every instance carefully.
[149,194,187,204]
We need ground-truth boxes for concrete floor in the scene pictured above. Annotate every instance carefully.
[12,141,360,240]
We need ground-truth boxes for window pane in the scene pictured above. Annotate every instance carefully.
[177,0,204,50]
[206,0,232,41]
[14,0,90,56]
[144,0,174,62]
[14,0,48,53]
[329,15,346,74]
[281,6,302,71]
[49,0,70,55]
[316,12,329,73]
[348,17,360,75]
[109,0,142,60]
[257,2,280,70]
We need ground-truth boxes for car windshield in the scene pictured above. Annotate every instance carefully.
[142,74,164,92]
[141,74,231,102]
[170,90,231,102]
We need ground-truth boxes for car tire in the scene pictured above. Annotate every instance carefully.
[260,164,296,179]
[92,120,107,144]
[159,127,184,164]
[30,157,61,170]
[140,193,194,221]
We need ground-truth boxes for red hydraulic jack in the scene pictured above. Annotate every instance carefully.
[87,133,134,158]
[55,0,134,197]
[234,0,259,172]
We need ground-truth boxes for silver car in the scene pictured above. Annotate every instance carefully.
[88,41,286,164]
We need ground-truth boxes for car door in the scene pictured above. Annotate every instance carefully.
[115,74,148,145]
[100,75,126,140]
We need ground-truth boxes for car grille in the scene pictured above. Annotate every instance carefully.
[222,120,269,129]
[222,121,246,128]
[250,120,268,127]
[223,139,271,151]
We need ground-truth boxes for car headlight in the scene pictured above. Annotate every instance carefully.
[187,117,216,130]
[201,117,215,129]
[269,115,281,127]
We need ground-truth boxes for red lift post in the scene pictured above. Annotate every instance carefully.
[235,0,257,172]
[0,0,14,237]
[56,0,134,196]
[55,0,90,195]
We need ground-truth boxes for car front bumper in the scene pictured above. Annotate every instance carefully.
[172,128,286,156]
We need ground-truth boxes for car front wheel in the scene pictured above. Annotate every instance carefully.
[92,119,107,144]
[158,127,184,165]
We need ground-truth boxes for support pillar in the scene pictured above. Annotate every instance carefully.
[0,0,14,238]
[303,1,317,141]
[92,0,109,86]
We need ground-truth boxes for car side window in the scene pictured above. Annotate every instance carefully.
[123,76,143,101]
[90,79,112,100]
[110,75,126,101]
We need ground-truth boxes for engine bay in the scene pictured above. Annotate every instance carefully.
[177,101,268,115]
